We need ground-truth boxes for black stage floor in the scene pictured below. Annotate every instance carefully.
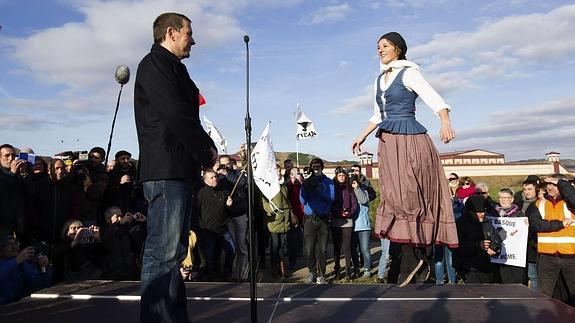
[1,281,574,323]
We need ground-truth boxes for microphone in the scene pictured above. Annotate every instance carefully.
[244,35,249,43]
[114,65,130,85]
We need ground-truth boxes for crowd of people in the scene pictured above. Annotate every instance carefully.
[2,141,575,306]
[1,144,147,304]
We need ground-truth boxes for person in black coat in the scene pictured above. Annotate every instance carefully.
[452,195,502,283]
[134,12,217,323]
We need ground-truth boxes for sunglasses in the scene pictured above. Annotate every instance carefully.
[464,182,470,185]
[448,178,458,181]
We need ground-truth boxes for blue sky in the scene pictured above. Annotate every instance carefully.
[1,0,574,162]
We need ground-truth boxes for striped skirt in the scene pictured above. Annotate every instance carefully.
[374,131,459,248]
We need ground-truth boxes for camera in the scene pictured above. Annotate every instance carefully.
[349,174,360,185]
[30,240,49,272]
[76,227,96,244]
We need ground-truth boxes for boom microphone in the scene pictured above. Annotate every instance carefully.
[114,65,130,85]
[244,35,249,43]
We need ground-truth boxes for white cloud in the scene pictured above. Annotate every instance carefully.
[445,96,575,160]
[0,112,60,130]
[333,4,575,116]
[0,0,256,147]
[332,84,373,115]
[410,4,575,80]
[384,0,452,9]
[299,3,353,25]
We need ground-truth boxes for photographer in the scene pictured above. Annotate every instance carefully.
[103,150,136,213]
[452,195,502,283]
[100,206,146,280]
[70,147,109,227]
[299,158,335,284]
[0,144,28,242]
[0,233,52,305]
[51,219,102,282]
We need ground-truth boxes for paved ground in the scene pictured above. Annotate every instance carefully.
[2,281,574,323]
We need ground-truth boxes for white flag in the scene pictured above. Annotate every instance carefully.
[251,122,280,200]
[295,103,318,140]
[203,116,227,153]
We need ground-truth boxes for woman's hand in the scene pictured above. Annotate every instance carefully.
[352,122,378,154]
[438,109,455,144]
[439,124,456,144]
[351,136,366,155]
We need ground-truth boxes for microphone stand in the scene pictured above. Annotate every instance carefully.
[244,34,257,323]
[105,83,124,166]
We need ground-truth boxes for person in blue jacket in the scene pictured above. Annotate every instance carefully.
[0,233,52,304]
[300,158,335,284]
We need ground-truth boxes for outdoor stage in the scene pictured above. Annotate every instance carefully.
[1,281,574,323]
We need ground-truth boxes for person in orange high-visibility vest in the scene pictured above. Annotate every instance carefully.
[526,174,575,300]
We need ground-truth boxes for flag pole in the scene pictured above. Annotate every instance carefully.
[296,139,299,168]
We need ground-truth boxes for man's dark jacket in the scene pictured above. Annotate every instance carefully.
[134,43,216,182]
[196,184,230,234]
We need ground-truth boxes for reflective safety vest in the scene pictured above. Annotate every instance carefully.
[537,199,575,255]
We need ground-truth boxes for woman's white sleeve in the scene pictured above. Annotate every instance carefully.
[369,77,383,124]
[404,68,451,116]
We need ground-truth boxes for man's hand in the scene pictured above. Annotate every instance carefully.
[481,240,491,251]
[133,212,147,222]
[563,218,573,228]
[10,159,25,174]
[120,174,132,184]
[226,196,233,207]
[487,248,497,257]
[120,213,134,224]
[16,246,35,264]
[37,255,50,268]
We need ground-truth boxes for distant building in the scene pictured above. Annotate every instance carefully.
[349,149,572,179]
[440,149,505,165]
[358,151,374,166]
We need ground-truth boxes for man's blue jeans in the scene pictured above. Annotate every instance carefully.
[140,180,193,323]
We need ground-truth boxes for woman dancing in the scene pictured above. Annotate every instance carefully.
[351,32,459,286]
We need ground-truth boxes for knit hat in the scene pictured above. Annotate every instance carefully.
[379,32,407,60]
[465,195,486,213]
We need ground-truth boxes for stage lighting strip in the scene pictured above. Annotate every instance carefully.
[30,293,542,302]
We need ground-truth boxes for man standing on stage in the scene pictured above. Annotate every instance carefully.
[134,12,217,323]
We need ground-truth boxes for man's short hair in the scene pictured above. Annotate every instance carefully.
[309,157,324,168]
[203,168,217,179]
[89,147,106,159]
[351,164,361,170]
[153,12,190,44]
[0,144,14,151]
